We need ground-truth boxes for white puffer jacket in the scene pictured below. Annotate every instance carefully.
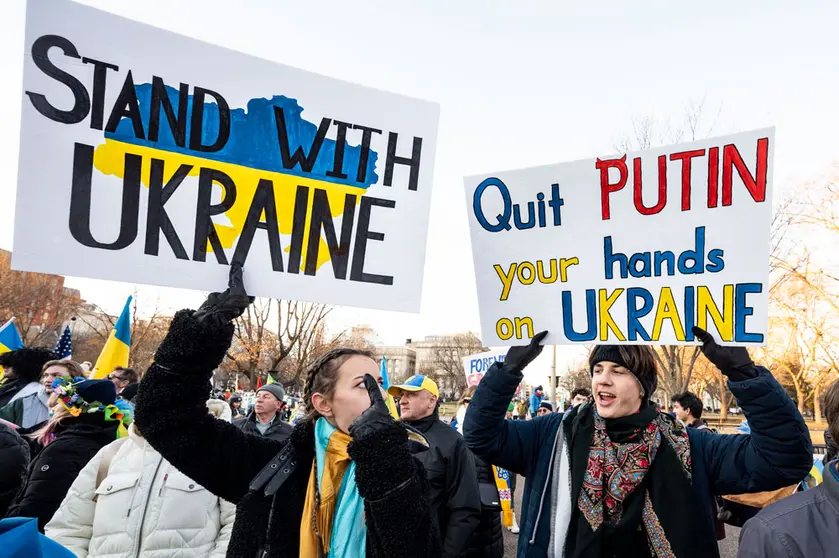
[46,423,235,557]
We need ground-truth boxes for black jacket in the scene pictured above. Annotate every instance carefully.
[404,411,481,558]
[0,421,29,517]
[0,378,25,409]
[134,310,440,558]
[235,411,293,442]
[463,453,504,558]
[6,413,118,531]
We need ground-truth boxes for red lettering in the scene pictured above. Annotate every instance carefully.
[596,155,628,220]
[722,137,769,206]
[708,146,719,208]
[669,149,705,211]
[633,155,667,215]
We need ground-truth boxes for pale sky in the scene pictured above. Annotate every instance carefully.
[2,0,838,385]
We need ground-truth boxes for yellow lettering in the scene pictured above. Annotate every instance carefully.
[697,285,734,341]
[559,257,579,282]
[496,318,514,340]
[517,261,536,285]
[536,259,558,283]
[514,316,534,339]
[493,263,517,301]
[598,288,627,341]
[652,287,685,341]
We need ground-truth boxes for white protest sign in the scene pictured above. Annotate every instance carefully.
[13,0,439,312]
[465,129,774,346]
[463,349,508,387]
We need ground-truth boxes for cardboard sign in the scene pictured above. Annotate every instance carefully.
[463,349,507,387]
[13,0,439,312]
[465,129,774,346]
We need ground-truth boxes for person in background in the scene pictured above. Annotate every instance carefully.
[0,419,29,517]
[536,401,553,417]
[7,378,126,532]
[389,375,481,558]
[0,358,84,429]
[516,398,529,420]
[108,367,139,399]
[737,377,839,557]
[0,348,56,421]
[229,393,245,420]
[451,387,504,558]
[464,329,813,558]
[673,391,710,430]
[46,399,236,558]
[529,385,545,417]
[569,387,591,408]
[233,383,292,443]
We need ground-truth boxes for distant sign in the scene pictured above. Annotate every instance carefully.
[463,349,507,387]
[465,129,774,346]
[14,0,439,312]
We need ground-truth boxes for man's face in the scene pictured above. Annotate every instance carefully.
[254,391,282,416]
[571,394,588,407]
[673,401,690,423]
[42,365,70,393]
[398,390,437,421]
[109,372,129,391]
[232,400,241,409]
[536,407,551,417]
[592,361,643,419]
[2,366,15,380]
[535,389,543,397]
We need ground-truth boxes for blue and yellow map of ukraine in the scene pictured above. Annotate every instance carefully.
[93,83,378,270]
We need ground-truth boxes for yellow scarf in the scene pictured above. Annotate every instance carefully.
[300,426,353,558]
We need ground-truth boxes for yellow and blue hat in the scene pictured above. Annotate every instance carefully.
[388,375,439,398]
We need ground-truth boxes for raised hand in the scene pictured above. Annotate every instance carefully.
[349,374,396,441]
[693,326,756,381]
[503,330,549,373]
[194,262,255,327]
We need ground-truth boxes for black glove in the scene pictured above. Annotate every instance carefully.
[349,374,397,441]
[503,330,549,374]
[692,326,757,381]
[194,262,254,328]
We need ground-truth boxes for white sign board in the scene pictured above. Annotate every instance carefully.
[463,349,508,387]
[465,129,774,346]
[14,0,439,312]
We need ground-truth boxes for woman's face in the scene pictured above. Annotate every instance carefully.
[314,355,384,434]
[591,361,643,419]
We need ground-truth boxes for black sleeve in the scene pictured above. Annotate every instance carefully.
[0,426,29,517]
[134,310,283,504]
[441,435,481,558]
[349,421,442,557]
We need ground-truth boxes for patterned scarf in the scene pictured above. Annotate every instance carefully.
[567,403,713,558]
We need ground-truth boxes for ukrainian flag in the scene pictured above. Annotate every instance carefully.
[0,319,24,380]
[380,355,399,419]
[92,297,132,379]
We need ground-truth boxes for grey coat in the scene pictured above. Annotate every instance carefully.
[234,411,292,443]
[738,460,839,558]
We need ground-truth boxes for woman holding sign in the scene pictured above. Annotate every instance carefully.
[133,265,440,558]
[463,331,813,558]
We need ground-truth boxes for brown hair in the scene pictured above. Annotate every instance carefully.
[588,345,658,383]
[302,348,376,423]
[823,378,839,448]
[42,360,85,379]
[113,367,139,383]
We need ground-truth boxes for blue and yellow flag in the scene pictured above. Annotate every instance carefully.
[92,297,132,379]
[380,355,399,419]
[0,319,24,380]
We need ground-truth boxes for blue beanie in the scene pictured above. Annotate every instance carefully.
[75,379,117,406]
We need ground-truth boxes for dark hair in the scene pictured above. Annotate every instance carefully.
[303,348,376,423]
[588,345,658,391]
[0,348,56,382]
[42,360,85,379]
[570,387,591,400]
[113,367,139,384]
[823,379,839,454]
[672,391,703,420]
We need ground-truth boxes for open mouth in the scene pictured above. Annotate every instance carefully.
[597,392,617,407]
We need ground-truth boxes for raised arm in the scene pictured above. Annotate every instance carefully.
[691,327,812,495]
[463,332,552,477]
[134,265,281,504]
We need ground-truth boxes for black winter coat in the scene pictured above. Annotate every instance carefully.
[134,310,441,558]
[0,378,25,408]
[0,421,29,517]
[463,454,504,558]
[6,413,118,531]
[235,411,293,442]
[404,412,481,558]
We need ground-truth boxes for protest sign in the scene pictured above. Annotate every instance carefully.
[463,349,507,387]
[465,129,774,346]
[13,0,439,312]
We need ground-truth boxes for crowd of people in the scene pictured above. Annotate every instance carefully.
[0,264,835,557]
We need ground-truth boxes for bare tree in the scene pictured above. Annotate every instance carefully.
[425,333,487,399]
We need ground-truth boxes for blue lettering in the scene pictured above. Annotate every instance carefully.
[626,288,653,341]
[735,283,764,343]
[707,249,725,272]
[561,289,597,341]
[473,177,512,232]
[604,236,628,280]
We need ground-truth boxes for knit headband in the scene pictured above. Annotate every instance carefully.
[589,345,657,404]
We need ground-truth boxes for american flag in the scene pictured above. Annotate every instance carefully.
[53,325,72,360]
